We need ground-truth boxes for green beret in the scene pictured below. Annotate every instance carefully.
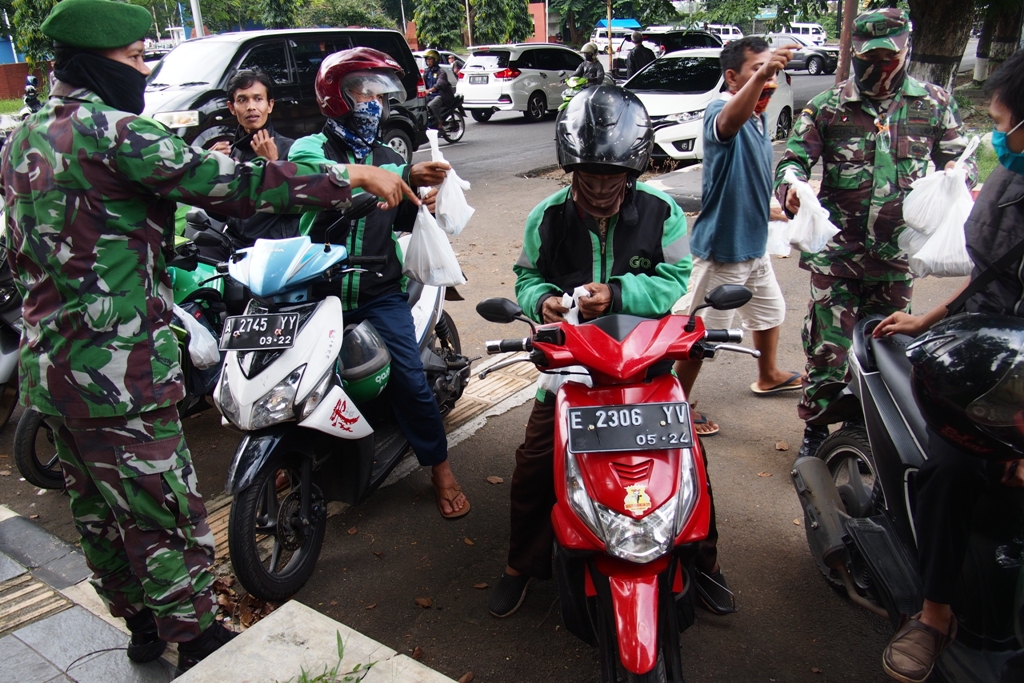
[853,8,910,54]
[42,0,152,50]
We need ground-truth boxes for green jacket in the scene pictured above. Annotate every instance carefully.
[774,76,976,281]
[1,85,357,418]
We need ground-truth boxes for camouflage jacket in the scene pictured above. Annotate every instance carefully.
[1,85,357,418]
[774,76,977,280]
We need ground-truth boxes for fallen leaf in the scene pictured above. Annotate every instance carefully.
[793,518,801,525]
[412,646,424,660]
[486,476,504,484]
[0,470,10,476]
[812,667,823,674]
[463,537,474,546]
[365,603,377,610]
[415,597,433,608]
[776,441,789,451]
[347,526,358,535]
[458,672,474,683]
[757,471,772,478]
[373,551,384,559]
[213,576,236,592]
[473,582,489,589]
[28,514,38,519]
[329,600,338,606]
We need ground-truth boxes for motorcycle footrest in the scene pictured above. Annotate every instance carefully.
[845,515,923,620]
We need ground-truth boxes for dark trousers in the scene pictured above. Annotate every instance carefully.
[346,292,447,467]
[508,399,720,579]
[914,432,993,604]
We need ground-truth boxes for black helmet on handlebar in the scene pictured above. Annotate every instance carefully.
[556,85,653,176]
[908,314,1024,460]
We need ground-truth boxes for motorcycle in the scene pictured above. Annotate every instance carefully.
[215,193,471,602]
[14,232,238,490]
[19,76,42,121]
[434,94,466,144]
[0,246,22,432]
[791,317,1024,681]
[476,285,759,683]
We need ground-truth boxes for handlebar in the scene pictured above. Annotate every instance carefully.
[485,338,532,354]
[349,255,388,266]
[704,328,744,344]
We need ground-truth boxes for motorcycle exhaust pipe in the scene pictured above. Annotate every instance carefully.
[791,456,850,571]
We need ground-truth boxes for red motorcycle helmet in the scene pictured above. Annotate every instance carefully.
[314,47,407,120]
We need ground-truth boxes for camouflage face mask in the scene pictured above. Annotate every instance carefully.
[852,50,908,100]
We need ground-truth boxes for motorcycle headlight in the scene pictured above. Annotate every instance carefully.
[665,109,705,124]
[596,501,676,564]
[674,449,698,536]
[215,369,241,427]
[299,369,334,421]
[251,366,304,430]
[565,451,602,538]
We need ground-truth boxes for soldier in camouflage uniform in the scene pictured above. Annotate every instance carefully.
[773,8,976,458]
[0,0,414,674]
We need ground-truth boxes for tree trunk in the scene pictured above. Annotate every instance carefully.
[907,0,977,91]
[974,6,995,82]
[989,3,1024,75]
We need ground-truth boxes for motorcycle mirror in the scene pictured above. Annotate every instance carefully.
[194,232,225,248]
[185,208,212,229]
[705,284,752,311]
[476,298,523,324]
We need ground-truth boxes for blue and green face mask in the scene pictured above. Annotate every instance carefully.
[992,118,1024,175]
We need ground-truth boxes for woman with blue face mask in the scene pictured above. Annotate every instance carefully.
[873,48,1024,683]
[288,48,472,520]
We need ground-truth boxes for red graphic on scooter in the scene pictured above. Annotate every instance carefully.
[330,400,359,431]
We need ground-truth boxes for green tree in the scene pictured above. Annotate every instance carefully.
[473,0,533,43]
[12,0,57,66]
[550,0,603,45]
[296,0,393,28]
[616,0,678,26]
[259,0,295,28]
[414,0,464,49]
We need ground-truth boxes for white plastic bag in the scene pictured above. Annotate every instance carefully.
[766,220,791,257]
[172,304,220,369]
[903,136,981,236]
[784,169,840,253]
[537,287,592,394]
[427,129,474,236]
[402,201,466,287]
[896,224,929,259]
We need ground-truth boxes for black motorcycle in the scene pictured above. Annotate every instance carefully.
[434,94,466,144]
[791,316,1023,681]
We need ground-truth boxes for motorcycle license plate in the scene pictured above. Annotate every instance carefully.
[567,403,693,454]
[469,75,488,84]
[219,313,298,351]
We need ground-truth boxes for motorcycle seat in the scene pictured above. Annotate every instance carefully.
[869,333,932,455]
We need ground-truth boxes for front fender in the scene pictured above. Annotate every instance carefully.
[609,574,660,675]
[224,425,323,495]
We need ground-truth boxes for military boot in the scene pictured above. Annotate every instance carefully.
[125,608,166,663]
[175,622,237,675]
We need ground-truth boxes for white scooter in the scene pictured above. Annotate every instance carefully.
[214,194,470,601]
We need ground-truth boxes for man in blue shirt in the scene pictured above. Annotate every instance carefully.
[674,36,801,436]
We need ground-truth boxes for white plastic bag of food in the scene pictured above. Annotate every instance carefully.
[401,201,466,287]
[766,220,791,257]
[537,287,592,394]
[897,224,929,259]
[903,136,980,236]
[427,129,474,236]
[172,304,220,369]
[784,169,840,253]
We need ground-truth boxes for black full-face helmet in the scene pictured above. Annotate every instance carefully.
[556,85,653,176]
[908,314,1024,460]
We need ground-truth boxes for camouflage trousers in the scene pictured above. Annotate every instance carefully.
[799,273,913,421]
[48,405,217,642]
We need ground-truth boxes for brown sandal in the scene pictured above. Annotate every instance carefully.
[431,475,471,519]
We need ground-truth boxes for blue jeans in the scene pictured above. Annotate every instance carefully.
[345,292,447,466]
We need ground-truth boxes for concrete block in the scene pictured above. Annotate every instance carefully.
[0,633,63,682]
[0,549,27,583]
[13,605,127,671]
[178,600,456,683]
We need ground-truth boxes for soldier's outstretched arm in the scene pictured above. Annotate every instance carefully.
[931,93,979,188]
[774,97,826,214]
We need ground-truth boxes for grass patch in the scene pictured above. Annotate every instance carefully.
[0,99,23,115]
[977,142,999,184]
[276,632,374,683]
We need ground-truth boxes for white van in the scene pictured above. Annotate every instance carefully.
[787,22,827,45]
[590,27,633,53]
[705,24,744,44]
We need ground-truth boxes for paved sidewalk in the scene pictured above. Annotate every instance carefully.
[0,504,457,682]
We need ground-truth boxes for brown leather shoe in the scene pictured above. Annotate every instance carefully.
[882,612,957,683]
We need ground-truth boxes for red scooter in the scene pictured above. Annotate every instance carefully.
[477,285,759,683]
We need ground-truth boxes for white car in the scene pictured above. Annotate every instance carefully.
[458,44,584,122]
[413,50,464,83]
[624,48,794,162]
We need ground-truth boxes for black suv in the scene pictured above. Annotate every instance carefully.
[758,33,838,75]
[143,28,427,162]
[611,29,722,78]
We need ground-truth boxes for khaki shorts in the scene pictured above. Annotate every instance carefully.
[672,255,786,331]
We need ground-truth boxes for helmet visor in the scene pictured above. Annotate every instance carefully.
[967,340,1024,428]
[339,70,407,102]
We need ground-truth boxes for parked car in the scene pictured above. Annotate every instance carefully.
[624,47,794,163]
[143,46,171,69]
[413,49,464,83]
[705,24,744,44]
[458,43,584,122]
[785,22,827,46]
[760,33,838,75]
[611,28,721,78]
[589,26,634,54]
[143,28,428,162]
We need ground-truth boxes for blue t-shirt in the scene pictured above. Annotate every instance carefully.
[689,95,774,263]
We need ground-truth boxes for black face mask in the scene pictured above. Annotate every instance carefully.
[54,51,148,115]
